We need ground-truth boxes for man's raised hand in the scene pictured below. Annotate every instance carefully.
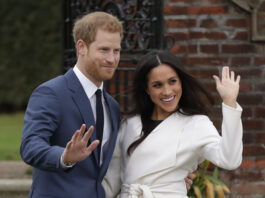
[62,124,99,164]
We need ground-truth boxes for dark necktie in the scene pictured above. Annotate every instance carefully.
[95,89,104,159]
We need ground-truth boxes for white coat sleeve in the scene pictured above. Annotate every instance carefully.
[102,126,123,198]
[194,103,243,170]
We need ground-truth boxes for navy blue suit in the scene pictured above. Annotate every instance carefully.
[20,69,120,198]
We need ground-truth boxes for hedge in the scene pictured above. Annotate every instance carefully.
[0,0,63,112]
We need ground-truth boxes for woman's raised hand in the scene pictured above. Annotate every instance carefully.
[213,66,240,108]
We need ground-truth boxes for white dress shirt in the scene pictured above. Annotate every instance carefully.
[61,66,112,167]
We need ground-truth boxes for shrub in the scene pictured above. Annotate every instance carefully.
[0,0,62,112]
[188,161,230,198]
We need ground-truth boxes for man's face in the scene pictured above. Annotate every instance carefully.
[79,29,121,87]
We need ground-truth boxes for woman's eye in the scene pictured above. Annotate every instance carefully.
[153,83,161,88]
[169,79,177,84]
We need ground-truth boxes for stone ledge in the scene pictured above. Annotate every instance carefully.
[0,161,31,179]
[0,161,31,198]
[0,179,32,191]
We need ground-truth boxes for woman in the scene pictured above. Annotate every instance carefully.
[103,50,243,198]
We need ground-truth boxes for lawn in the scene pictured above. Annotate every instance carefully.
[0,112,24,160]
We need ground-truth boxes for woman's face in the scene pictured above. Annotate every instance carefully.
[146,64,182,120]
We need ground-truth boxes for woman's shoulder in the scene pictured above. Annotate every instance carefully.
[118,114,142,140]
[119,115,141,133]
[121,114,141,124]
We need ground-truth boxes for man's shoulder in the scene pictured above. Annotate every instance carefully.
[39,69,74,89]
[45,74,64,84]
[30,75,67,97]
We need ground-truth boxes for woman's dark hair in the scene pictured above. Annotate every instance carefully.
[127,50,214,155]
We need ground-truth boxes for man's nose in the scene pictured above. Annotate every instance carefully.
[106,52,115,63]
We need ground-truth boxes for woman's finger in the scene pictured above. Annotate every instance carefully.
[213,75,221,87]
[236,75,241,84]
[231,71,235,81]
[225,66,230,79]
[221,67,227,80]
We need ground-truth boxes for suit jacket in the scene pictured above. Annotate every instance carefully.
[103,103,243,198]
[20,68,120,198]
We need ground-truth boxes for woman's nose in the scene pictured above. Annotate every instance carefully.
[162,85,171,95]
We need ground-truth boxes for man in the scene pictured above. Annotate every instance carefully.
[20,12,122,198]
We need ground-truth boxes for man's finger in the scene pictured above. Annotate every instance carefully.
[185,178,192,190]
[83,126,94,143]
[186,176,194,186]
[72,130,80,144]
[187,173,196,180]
[86,140,100,154]
[199,161,205,169]
[78,124,87,141]
[65,140,73,150]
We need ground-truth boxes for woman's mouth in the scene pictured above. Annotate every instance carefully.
[161,96,175,102]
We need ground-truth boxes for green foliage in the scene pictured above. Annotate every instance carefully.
[188,161,230,198]
[0,112,24,160]
[0,0,63,111]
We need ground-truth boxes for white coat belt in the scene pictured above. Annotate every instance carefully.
[121,181,187,198]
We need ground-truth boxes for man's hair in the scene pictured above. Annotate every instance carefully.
[73,11,123,45]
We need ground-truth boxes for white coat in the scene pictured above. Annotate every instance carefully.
[103,103,243,198]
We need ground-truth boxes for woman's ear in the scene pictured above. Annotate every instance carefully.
[145,87,150,95]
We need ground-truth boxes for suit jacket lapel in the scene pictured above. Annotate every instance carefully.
[65,69,100,165]
[99,91,120,177]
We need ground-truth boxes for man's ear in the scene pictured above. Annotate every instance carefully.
[76,40,87,56]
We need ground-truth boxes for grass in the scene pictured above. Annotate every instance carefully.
[0,112,24,161]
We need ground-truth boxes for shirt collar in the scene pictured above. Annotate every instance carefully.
[73,65,103,99]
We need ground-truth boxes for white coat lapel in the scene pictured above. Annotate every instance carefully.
[123,113,186,182]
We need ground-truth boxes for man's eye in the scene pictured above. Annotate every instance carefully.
[101,48,108,52]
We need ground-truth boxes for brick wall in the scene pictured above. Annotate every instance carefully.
[164,0,265,197]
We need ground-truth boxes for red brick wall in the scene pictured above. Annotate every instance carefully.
[164,0,265,197]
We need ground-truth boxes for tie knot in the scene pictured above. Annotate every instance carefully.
[96,89,102,98]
